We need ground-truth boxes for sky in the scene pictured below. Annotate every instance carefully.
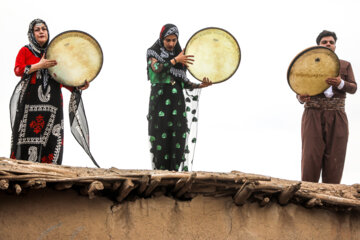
[1,0,359,184]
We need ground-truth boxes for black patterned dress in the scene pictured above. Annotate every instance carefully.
[10,18,99,167]
[147,59,200,171]
[147,24,201,171]
[10,46,65,164]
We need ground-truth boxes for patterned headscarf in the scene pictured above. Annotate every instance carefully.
[147,24,187,82]
[26,19,50,88]
[27,18,49,57]
[160,24,179,41]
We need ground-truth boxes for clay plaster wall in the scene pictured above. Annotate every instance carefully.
[0,189,359,240]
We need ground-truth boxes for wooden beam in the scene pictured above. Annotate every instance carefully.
[260,197,270,207]
[112,181,122,191]
[14,184,22,195]
[172,178,187,193]
[88,181,104,199]
[0,179,9,190]
[116,179,135,202]
[233,183,255,206]
[278,182,301,205]
[144,177,161,197]
[176,173,196,198]
[306,198,322,208]
[54,182,73,191]
[296,191,360,208]
[137,176,149,195]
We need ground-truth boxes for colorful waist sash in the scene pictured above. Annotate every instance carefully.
[305,98,345,110]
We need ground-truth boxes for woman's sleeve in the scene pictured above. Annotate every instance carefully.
[149,58,172,73]
[183,79,199,90]
[14,48,30,77]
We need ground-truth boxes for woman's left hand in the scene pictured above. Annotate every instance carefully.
[199,77,212,88]
[78,80,90,90]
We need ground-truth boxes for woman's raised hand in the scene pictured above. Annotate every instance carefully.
[39,54,57,69]
[199,77,212,88]
[78,80,90,90]
[175,50,194,67]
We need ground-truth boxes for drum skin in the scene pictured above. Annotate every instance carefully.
[46,30,103,87]
[287,46,339,96]
[184,27,241,83]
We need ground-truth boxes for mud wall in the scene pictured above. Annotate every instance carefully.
[0,189,359,240]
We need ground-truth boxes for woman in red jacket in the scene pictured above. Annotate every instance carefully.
[10,19,97,166]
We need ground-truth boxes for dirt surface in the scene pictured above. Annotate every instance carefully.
[0,188,359,240]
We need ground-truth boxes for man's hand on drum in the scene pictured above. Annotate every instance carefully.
[199,77,212,88]
[326,76,341,87]
[39,54,57,69]
[174,50,194,67]
[298,94,310,103]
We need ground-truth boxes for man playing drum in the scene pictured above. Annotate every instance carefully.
[298,30,357,184]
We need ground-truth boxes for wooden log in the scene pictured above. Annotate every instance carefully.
[22,180,36,188]
[296,191,360,208]
[0,170,10,175]
[116,179,135,202]
[0,179,9,190]
[212,192,235,198]
[20,179,46,190]
[149,172,271,182]
[233,183,256,206]
[176,173,196,198]
[88,181,104,199]
[278,182,302,205]
[261,189,282,194]
[253,182,288,191]
[253,194,270,207]
[253,193,265,201]
[54,182,73,191]
[0,162,76,176]
[109,168,271,182]
[101,181,112,189]
[260,197,270,207]
[144,177,161,197]
[33,180,46,190]
[156,179,177,186]
[137,176,149,194]
[193,180,245,189]
[0,175,139,182]
[197,174,270,182]
[112,181,122,191]
[172,178,187,193]
[14,184,22,195]
[230,171,271,182]
[306,198,322,208]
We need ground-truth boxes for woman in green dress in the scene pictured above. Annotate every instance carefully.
[146,24,212,171]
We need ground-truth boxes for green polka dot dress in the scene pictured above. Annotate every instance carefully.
[147,33,200,171]
[148,81,188,171]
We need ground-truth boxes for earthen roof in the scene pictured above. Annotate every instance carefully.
[0,157,359,212]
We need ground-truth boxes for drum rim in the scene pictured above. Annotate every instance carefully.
[45,30,104,87]
[184,27,241,84]
[287,46,340,95]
